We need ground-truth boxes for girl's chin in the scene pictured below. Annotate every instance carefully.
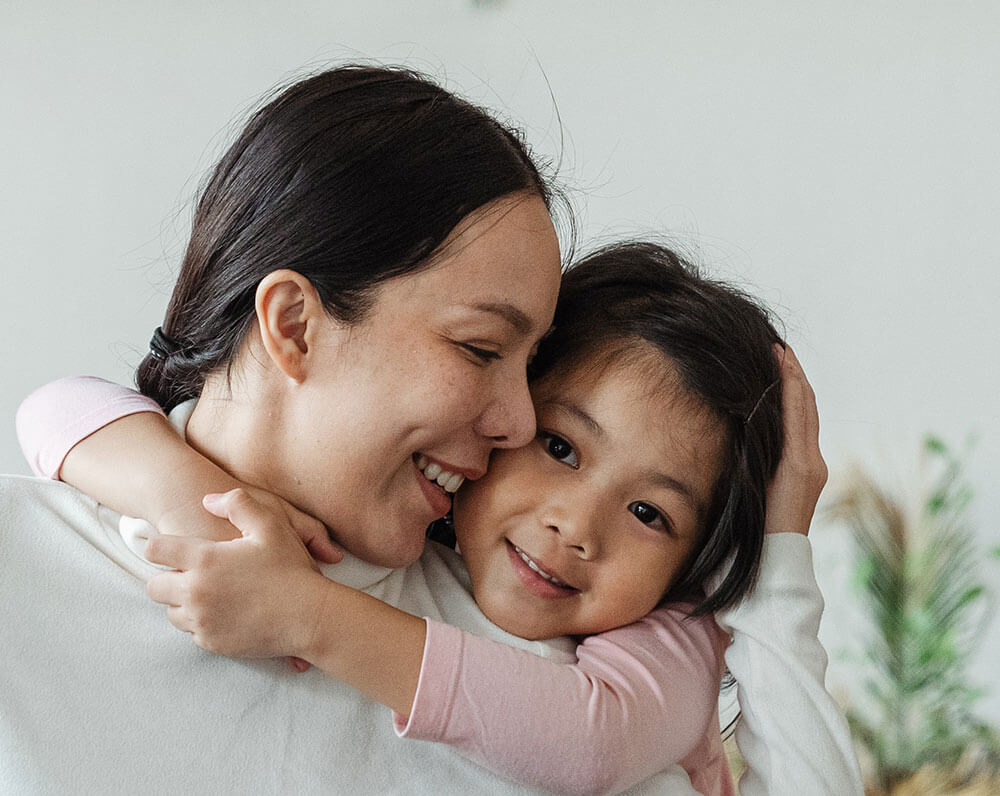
[476,597,554,641]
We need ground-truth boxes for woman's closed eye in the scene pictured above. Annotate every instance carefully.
[628,501,672,534]
[539,432,578,468]
[459,343,502,364]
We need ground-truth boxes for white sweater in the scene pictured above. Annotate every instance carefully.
[0,472,861,795]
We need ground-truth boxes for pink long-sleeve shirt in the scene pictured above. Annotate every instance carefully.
[16,377,734,795]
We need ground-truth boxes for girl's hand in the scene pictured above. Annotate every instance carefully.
[220,486,344,565]
[764,344,828,536]
[145,489,333,661]
[156,485,344,565]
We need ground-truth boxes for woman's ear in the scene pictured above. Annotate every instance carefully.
[254,270,327,383]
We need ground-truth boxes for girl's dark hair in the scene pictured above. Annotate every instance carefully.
[139,65,557,411]
[529,241,784,614]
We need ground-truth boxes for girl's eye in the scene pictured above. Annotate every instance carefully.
[628,501,670,533]
[540,433,578,468]
[460,344,501,364]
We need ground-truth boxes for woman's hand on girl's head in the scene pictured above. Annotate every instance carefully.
[763,344,828,536]
[145,488,334,661]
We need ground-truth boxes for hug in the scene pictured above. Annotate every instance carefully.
[4,65,862,795]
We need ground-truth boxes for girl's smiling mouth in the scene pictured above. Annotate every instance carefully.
[506,541,580,598]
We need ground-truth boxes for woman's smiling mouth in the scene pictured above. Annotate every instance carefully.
[414,454,484,518]
[415,454,466,493]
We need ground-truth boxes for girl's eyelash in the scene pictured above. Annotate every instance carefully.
[627,501,673,534]
[539,432,579,468]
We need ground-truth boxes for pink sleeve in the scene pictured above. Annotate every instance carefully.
[16,376,165,479]
[395,608,728,796]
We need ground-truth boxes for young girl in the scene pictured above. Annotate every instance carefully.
[18,243,862,794]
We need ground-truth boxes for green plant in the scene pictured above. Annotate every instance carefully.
[828,436,1000,793]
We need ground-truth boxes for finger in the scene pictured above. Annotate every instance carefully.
[776,346,817,442]
[146,570,186,606]
[299,523,344,565]
[782,345,820,445]
[202,488,276,542]
[781,346,817,409]
[145,533,212,570]
[280,501,343,563]
[166,604,194,634]
[287,656,311,673]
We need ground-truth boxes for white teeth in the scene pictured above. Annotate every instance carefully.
[416,457,465,494]
[514,546,569,587]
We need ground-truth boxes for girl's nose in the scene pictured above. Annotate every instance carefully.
[544,503,600,560]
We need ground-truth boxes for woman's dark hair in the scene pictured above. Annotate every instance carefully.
[529,241,784,614]
[139,65,558,411]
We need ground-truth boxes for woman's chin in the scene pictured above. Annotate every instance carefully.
[352,529,427,569]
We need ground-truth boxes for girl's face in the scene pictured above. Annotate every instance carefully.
[278,195,561,568]
[452,347,726,640]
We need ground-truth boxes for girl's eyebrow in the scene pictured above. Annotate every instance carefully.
[643,471,702,516]
[542,400,604,437]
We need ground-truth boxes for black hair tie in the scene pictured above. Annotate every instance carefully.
[149,327,181,362]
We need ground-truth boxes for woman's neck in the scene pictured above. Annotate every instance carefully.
[184,370,285,495]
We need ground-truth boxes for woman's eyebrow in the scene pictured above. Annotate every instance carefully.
[466,302,532,335]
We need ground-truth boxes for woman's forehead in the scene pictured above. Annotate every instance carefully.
[383,195,560,332]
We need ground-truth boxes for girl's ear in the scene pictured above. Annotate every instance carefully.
[254,270,328,383]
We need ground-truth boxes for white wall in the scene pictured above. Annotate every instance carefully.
[4,1,999,719]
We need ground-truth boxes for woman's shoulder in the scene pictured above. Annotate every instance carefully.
[0,473,98,517]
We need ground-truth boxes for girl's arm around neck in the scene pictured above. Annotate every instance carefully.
[18,376,260,542]
[18,376,167,481]
[145,489,720,794]
[145,488,424,715]
[305,579,426,715]
[398,607,725,795]
[63,412,246,540]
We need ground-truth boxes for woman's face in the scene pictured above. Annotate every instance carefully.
[279,194,561,568]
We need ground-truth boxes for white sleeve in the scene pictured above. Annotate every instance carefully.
[714,533,864,795]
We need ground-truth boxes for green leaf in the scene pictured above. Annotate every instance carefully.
[833,433,1000,782]
[924,435,947,455]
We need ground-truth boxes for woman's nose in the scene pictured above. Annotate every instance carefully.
[474,369,536,449]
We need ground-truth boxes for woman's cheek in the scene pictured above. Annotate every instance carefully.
[443,368,487,427]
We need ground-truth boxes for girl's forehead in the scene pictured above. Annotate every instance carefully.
[535,340,684,403]
[536,350,702,425]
